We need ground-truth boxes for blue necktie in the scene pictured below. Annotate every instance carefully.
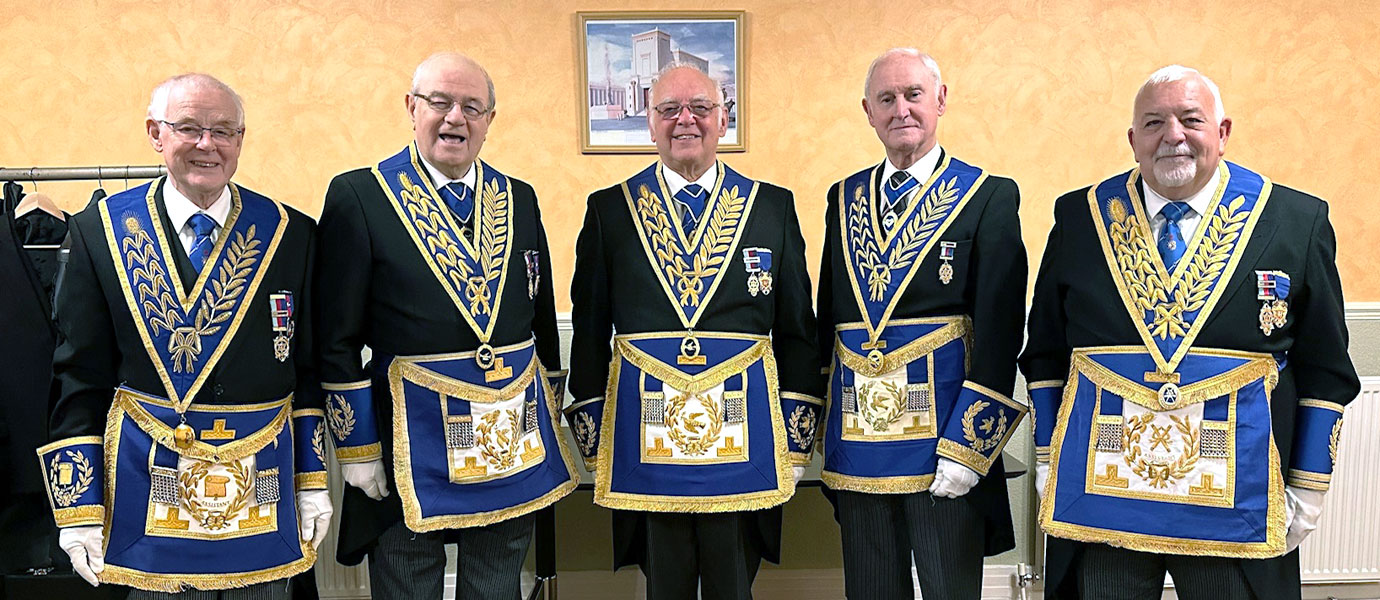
[883,170,918,215]
[441,182,474,225]
[187,213,216,274]
[1157,202,1193,271]
[674,184,707,236]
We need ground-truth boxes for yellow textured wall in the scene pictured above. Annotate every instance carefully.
[3,0,1379,306]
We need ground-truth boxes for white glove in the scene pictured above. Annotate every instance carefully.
[59,525,104,586]
[1285,486,1326,553]
[1034,462,1050,501]
[297,489,334,550]
[929,458,980,498]
[342,459,390,500]
[792,466,805,484]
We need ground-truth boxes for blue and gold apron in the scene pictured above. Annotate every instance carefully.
[381,339,577,530]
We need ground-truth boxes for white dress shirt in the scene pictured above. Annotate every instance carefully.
[163,181,232,257]
[661,163,719,223]
[420,156,480,241]
[880,143,943,210]
[1140,164,1223,243]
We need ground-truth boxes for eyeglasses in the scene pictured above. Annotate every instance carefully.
[159,120,244,144]
[411,94,492,119]
[653,101,720,120]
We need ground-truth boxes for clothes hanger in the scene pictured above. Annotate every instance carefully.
[14,190,65,222]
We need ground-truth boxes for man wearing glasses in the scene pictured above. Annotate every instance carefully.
[568,64,823,599]
[316,52,576,598]
[42,73,331,597]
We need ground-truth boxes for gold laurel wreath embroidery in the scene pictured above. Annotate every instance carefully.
[1107,195,1249,339]
[179,459,253,531]
[48,451,95,508]
[787,405,817,449]
[1122,413,1200,488]
[858,381,905,433]
[1329,418,1343,464]
[327,394,356,442]
[475,409,523,471]
[635,183,746,309]
[852,178,960,302]
[397,173,508,316]
[573,411,598,456]
[123,219,179,336]
[962,400,1010,453]
[124,222,260,372]
[665,391,724,456]
[312,422,327,466]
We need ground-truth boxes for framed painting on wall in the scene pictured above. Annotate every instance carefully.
[578,10,746,154]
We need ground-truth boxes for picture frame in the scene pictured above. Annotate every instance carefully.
[577,10,747,154]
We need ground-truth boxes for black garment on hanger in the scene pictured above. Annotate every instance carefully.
[0,206,60,572]
[87,188,106,210]
[14,211,68,303]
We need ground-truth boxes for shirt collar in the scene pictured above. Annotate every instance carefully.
[881,144,943,189]
[163,178,232,231]
[419,155,478,191]
[1141,164,1223,220]
[661,162,719,197]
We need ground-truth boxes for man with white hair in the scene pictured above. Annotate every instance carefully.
[1022,65,1358,599]
[315,52,576,598]
[568,64,823,598]
[41,73,331,597]
[815,48,1028,598]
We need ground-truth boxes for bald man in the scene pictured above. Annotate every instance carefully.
[816,48,1027,598]
[1022,65,1358,600]
[316,52,576,598]
[567,64,824,599]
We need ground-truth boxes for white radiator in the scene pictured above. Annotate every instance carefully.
[1298,376,1380,583]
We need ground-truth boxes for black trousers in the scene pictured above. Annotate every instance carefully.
[1077,543,1256,600]
[367,515,534,600]
[642,512,763,600]
[834,489,985,599]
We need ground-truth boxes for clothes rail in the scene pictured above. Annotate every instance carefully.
[0,165,166,181]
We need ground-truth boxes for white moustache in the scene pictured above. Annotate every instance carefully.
[1155,143,1193,159]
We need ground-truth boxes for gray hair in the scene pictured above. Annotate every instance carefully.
[147,73,245,126]
[651,63,725,104]
[1137,65,1226,124]
[412,52,496,110]
[864,48,943,99]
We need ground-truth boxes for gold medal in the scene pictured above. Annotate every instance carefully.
[747,274,760,296]
[758,271,773,295]
[1259,302,1275,336]
[939,262,954,285]
[174,422,195,449]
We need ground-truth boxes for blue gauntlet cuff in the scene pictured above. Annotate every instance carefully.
[937,382,1027,476]
[37,436,106,527]
[1288,399,1344,491]
[781,392,823,464]
[324,380,381,463]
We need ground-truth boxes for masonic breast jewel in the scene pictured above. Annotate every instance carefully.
[1256,270,1290,336]
[742,247,773,297]
[270,291,294,362]
[524,250,541,300]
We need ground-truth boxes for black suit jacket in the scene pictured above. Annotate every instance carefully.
[568,164,824,568]
[49,179,320,444]
[1020,176,1360,599]
[315,165,561,564]
[816,157,1027,556]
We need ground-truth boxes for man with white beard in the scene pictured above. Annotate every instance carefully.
[1020,65,1358,599]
